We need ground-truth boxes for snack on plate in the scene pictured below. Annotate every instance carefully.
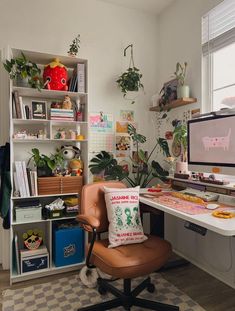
[171,192,205,204]
[212,211,235,219]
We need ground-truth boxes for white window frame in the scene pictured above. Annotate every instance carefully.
[202,0,235,113]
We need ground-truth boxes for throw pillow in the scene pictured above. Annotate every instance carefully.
[103,186,147,248]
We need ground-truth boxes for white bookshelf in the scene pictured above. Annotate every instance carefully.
[8,48,88,284]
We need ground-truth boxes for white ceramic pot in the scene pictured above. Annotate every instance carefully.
[125,91,139,102]
[177,85,190,98]
[176,161,188,174]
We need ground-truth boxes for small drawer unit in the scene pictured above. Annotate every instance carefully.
[53,223,84,267]
[38,176,83,195]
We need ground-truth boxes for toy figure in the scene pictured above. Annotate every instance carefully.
[43,58,68,91]
[69,158,83,176]
[62,95,73,110]
[60,145,81,175]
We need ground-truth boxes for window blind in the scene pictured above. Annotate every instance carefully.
[202,0,235,54]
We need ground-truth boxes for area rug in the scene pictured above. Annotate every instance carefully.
[2,273,205,311]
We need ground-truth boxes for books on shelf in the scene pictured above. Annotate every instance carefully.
[77,63,85,93]
[12,91,30,119]
[14,161,38,197]
[68,63,85,93]
[50,108,74,121]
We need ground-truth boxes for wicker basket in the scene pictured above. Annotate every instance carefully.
[37,176,83,195]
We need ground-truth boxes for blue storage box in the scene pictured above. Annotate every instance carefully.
[53,226,84,267]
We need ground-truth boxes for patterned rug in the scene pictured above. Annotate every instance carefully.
[2,273,205,311]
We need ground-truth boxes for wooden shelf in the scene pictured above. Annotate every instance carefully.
[149,97,197,112]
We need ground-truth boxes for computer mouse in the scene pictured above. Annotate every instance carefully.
[206,203,219,210]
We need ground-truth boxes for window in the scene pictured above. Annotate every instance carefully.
[202,0,235,112]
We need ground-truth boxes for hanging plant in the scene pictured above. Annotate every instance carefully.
[116,44,144,104]
[68,34,81,56]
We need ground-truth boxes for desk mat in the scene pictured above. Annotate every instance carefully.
[141,193,235,215]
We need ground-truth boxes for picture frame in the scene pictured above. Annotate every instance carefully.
[32,101,47,119]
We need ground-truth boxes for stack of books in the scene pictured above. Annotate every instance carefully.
[14,161,38,197]
[50,108,74,121]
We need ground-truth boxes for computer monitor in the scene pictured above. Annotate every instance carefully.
[188,114,235,175]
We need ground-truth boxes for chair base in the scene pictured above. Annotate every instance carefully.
[78,276,179,311]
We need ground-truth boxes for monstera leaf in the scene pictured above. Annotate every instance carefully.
[128,124,146,144]
[157,138,171,157]
[105,165,128,181]
[89,151,118,175]
[151,160,169,181]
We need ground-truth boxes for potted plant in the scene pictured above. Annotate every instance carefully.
[174,62,189,98]
[28,148,64,177]
[68,34,81,57]
[89,124,170,187]
[173,123,188,174]
[3,52,43,90]
[116,44,144,104]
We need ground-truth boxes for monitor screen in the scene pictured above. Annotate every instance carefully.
[188,115,235,175]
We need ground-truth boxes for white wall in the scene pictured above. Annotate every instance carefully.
[158,0,235,288]
[0,0,160,268]
[0,0,159,145]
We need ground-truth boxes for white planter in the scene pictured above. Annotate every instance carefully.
[176,161,188,174]
[125,91,139,102]
[177,85,190,98]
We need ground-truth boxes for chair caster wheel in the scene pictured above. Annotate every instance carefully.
[98,285,107,295]
[147,283,155,293]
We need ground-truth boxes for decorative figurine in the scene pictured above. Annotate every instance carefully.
[43,58,68,91]
[62,95,73,110]
[69,158,83,176]
[23,229,43,250]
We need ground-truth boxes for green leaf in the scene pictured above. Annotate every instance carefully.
[157,138,171,157]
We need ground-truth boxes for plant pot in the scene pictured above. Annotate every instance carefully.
[125,91,139,103]
[175,161,188,174]
[16,76,29,87]
[37,165,53,177]
[177,85,190,98]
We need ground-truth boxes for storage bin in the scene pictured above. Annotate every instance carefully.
[53,225,84,267]
[21,253,49,273]
[43,208,64,219]
[15,205,42,223]
[37,176,83,195]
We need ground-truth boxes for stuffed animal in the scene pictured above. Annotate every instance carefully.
[62,95,73,110]
[60,145,81,175]
[43,58,68,91]
[69,158,83,176]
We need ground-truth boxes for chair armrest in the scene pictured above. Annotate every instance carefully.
[77,214,100,229]
[76,214,99,269]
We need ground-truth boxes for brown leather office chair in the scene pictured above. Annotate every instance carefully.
[77,181,179,311]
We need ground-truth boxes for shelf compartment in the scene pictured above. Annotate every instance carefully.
[12,138,87,143]
[12,215,77,226]
[12,192,79,200]
[12,86,87,101]
[11,262,85,283]
[149,97,197,112]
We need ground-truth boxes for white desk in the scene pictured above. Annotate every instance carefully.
[140,195,235,236]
